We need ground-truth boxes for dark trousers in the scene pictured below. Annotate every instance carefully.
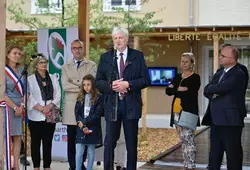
[67,125,87,170]
[104,100,139,170]
[28,120,56,168]
[209,125,243,170]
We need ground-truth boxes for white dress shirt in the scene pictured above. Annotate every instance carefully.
[74,59,82,69]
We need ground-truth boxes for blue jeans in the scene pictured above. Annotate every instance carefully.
[76,144,95,170]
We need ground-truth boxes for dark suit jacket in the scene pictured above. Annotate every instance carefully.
[202,63,249,125]
[217,63,249,91]
[96,47,150,121]
[166,73,201,127]
[202,65,246,126]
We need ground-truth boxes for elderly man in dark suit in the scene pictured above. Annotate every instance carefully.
[96,26,150,170]
[203,45,246,170]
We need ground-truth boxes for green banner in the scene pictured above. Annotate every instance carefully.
[48,28,67,112]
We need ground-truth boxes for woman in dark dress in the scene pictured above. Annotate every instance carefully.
[165,52,201,170]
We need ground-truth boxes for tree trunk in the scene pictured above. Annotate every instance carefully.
[61,0,65,27]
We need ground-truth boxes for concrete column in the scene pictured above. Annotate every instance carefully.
[213,38,219,73]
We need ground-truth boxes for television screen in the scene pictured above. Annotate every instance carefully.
[148,67,177,86]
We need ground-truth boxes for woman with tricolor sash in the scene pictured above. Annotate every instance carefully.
[4,45,25,170]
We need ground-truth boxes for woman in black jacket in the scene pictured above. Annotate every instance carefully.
[165,52,200,170]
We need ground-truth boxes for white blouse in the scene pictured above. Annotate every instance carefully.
[27,74,61,121]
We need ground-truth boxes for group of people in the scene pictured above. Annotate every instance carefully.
[5,26,149,170]
[166,44,248,170]
[4,25,248,170]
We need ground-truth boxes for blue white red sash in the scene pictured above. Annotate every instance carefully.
[0,100,11,170]
[5,66,24,96]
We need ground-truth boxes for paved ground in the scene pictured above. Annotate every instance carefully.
[3,116,250,169]
[139,122,250,170]
[12,160,146,170]
[15,160,145,170]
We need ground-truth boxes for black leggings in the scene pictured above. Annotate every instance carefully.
[28,120,55,168]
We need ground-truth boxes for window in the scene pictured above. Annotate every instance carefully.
[103,0,141,12]
[125,0,136,5]
[31,0,62,14]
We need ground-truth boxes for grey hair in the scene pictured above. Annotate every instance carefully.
[33,55,48,69]
[181,52,196,71]
[219,44,239,61]
[112,27,129,37]
[71,39,84,47]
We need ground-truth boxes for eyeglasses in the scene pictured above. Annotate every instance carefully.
[71,47,83,51]
[219,53,233,59]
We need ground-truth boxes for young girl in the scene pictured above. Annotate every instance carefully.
[75,74,103,170]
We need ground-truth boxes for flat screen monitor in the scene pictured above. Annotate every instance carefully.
[148,67,177,86]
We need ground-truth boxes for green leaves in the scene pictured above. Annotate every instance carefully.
[7,0,164,63]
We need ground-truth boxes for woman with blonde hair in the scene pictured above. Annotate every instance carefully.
[27,55,61,170]
[4,45,25,170]
[165,52,201,170]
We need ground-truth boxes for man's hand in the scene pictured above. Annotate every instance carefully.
[212,94,219,99]
[168,84,174,88]
[78,121,84,128]
[178,86,188,92]
[112,79,129,93]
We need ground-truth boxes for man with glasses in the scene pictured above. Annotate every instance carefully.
[204,44,249,169]
[61,39,97,170]
[218,44,249,93]
[203,45,246,170]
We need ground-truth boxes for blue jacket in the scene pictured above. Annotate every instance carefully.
[74,94,103,144]
[96,47,150,121]
[203,65,246,126]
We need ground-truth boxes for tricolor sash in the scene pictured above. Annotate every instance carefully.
[0,100,11,170]
[5,66,24,96]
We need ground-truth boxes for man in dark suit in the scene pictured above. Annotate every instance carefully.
[96,26,150,170]
[204,45,249,169]
[203,45,246,170]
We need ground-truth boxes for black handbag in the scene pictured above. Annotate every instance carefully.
[46,106,62,123]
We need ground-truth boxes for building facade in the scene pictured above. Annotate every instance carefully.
[6,0,250,115]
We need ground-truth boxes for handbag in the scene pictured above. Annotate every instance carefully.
[177,111,198,130]
[46,106,62,123]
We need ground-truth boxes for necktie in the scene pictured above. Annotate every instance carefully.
[218,70,226,83]
[76,61,81,69]
[119,53,125,78]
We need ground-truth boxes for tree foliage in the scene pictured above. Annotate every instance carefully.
[7,0,163,63]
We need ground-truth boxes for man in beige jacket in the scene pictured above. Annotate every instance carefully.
[61,39,96,170]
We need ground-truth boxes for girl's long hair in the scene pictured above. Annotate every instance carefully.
[77,74,99,105]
